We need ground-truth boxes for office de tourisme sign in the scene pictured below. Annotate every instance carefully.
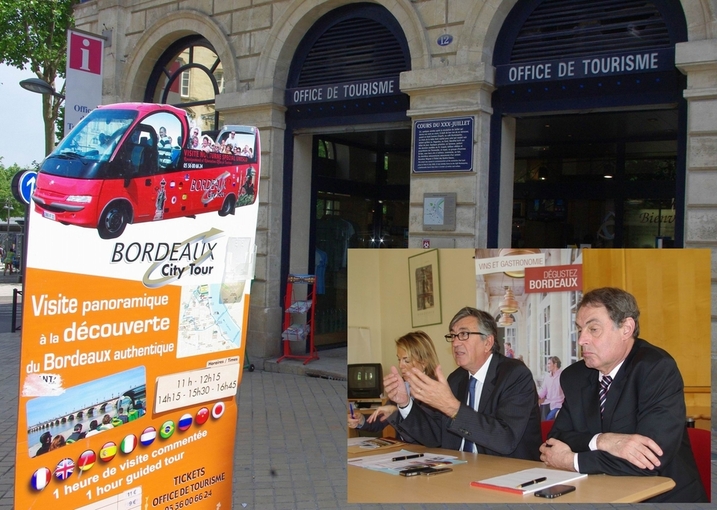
[286,77,399,105]
[496,48,674,86]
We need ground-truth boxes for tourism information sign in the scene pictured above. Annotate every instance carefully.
[65,28,104,133]
[14,103,260,509]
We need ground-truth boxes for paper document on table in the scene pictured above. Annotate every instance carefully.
[347,436,405,453]
[348,449,466,475]
[471,467,587,494]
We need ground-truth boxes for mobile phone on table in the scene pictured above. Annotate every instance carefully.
[399,467,428,477]
[422,467,452,476]
[534,484,576,498]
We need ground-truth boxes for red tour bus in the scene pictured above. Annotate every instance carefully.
[32,103,259,239]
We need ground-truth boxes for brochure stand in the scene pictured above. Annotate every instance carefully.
[277,274,319,365]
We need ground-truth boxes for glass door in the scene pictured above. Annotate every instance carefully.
[512,110,678,249]
[312,130,409,348]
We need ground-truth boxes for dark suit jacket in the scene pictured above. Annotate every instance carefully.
[550,338,707,503]
[394,353,542,460]
[358,409,423,444]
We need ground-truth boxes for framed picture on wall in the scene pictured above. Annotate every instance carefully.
[408,249,442,327]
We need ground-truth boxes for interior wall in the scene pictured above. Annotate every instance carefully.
[348,249,476,377]
[347,250,382,364]
[582,249,711,388]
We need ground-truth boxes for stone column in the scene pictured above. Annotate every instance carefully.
[675,37,717,426]
[400,64,496,248]
[217,89,287,359]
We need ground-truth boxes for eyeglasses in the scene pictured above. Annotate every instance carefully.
[444,332,488,342]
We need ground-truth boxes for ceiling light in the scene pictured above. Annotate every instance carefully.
[498,312,514,327]
[499,287,519,314]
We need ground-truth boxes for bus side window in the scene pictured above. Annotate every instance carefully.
[133,126,158,177]
[144,112,182,169]
[113,131,140,177]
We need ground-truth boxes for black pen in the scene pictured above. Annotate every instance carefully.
[516,476,547,488]
[392,454,424,462]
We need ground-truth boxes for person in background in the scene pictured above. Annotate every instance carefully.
[504,342,515,358]
[49,435,66,451]
[98,414,114,431]
[3,248,14,276]
[66,424,86,443]
[538,356,564,420]
[116,407,129,424]
[225,131,238,148]
[387,307,542,460]
[540,287,707,502]
[241,171,255,198]
[157,126,173,168]
[348,330,440,442]
[85,420,100,437]
[35,432,52,457]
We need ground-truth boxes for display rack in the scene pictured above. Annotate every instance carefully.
[277,274,319,365]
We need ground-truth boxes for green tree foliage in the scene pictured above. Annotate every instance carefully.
[0,0,75,155]
[0,157,26,218]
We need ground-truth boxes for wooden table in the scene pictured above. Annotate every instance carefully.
[348,445,675,504]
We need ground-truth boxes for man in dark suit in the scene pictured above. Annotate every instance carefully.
[384,307,542,460]
[540,287,707,502]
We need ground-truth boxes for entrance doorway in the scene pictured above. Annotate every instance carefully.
[511,109,679,248]
[312,128,410,347]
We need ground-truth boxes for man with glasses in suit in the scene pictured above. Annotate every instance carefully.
[385,306,542,460]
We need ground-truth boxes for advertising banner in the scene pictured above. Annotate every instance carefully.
[15,103,260,509]
[475,249,582,421]
[66,29,104,133]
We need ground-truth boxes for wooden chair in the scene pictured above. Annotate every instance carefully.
[686,427,711,501]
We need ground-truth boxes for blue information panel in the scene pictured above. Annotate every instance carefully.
[413,117,473,173]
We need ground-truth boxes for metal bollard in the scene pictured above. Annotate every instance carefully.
[12,287,22,332]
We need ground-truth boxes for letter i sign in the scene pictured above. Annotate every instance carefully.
[69,33,102,74]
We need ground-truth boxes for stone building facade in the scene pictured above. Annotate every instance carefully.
[72,0,716,375]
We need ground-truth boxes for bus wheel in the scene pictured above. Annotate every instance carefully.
[218,195,236,217]
[98,203,130,239]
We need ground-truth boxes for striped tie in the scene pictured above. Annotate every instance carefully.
[599,375,612,418]
[463,378,477,452]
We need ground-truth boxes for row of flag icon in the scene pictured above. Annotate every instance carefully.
[31,401,225,491]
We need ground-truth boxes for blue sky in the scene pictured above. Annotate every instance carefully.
[26,366,147,426]
[0,63,55,168]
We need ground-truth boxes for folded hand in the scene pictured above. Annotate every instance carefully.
[597,432,662,470]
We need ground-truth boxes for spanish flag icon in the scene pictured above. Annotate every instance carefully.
[99,442,117,462]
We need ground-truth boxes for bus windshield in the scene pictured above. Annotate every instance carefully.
[52,109,137,167]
